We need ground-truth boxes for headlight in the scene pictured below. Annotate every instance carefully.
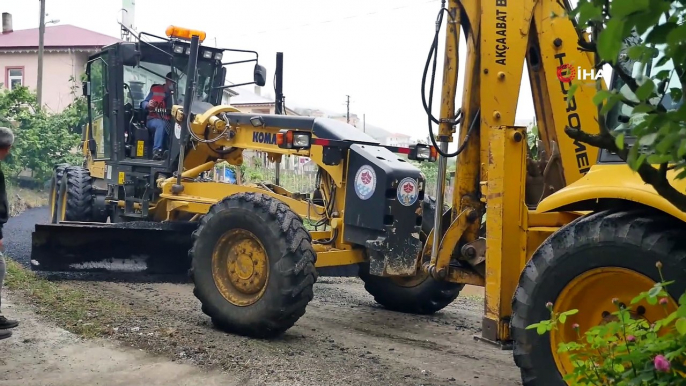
[173,45,184,54]
[214,52,223,61]
[293,133,310,147]
[416,146,431,160]
[203,50,213,59]
[277,129,312,150]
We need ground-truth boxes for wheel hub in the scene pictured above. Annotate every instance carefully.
[212,229,269,306]
[550,267,678,383]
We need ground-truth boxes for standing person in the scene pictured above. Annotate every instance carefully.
[0,126,17,340]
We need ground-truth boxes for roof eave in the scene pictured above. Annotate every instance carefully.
[0,46,105,53]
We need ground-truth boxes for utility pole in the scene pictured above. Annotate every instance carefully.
[275,52,284,115]
[274,52,284,186]
[346,95,350,123]
[37,0,46,108]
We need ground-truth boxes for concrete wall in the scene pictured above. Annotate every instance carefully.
[1,50,88,113]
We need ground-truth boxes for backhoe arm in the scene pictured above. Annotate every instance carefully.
[428,0,604,344]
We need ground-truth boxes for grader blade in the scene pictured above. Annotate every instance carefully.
[30,221,197,274]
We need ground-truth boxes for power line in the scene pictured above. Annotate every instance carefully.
[232,0,437,38]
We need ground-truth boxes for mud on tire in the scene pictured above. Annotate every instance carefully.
[49,164,70,223]
[56,166,94,222]
[189,192,318,338]
[511,209,686,385]
[358,195,464,314]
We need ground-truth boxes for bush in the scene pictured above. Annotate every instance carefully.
[528,262,686,385]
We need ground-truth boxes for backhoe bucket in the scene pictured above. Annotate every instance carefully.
[30,221,197,274]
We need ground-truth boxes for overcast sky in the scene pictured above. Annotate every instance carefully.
[7,0,558,144]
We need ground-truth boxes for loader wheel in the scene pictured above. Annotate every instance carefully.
[56,166,94,222]
[511,209,686,385]
[49,164,70,223]
[358,195,464,314]
[189,192,317,338]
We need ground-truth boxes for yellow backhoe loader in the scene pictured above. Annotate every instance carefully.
[30,0,685,384]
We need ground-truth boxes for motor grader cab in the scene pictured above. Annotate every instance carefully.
[30,0,686,384]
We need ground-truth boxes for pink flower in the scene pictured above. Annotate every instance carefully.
[626,335,635,342]
[545,302,553,310]
[612,298,620,305]
[572,323,580,330]
[656,261,663,269]
[659,298,668,305]
[654,355,670,372]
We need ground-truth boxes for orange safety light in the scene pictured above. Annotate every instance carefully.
[429,146,438,162]
[165,25,206,43]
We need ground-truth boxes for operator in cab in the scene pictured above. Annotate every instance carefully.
[140,72,176,160]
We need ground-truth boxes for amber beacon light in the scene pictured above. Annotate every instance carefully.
[165,25,207,43]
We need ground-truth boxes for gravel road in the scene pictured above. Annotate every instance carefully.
[5,207,522,386]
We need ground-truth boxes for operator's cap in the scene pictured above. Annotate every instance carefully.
[166,72,178,80]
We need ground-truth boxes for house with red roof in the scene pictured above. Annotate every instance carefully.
[0,12,120,113]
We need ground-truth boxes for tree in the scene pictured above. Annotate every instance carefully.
[0,86,82,182]
[564,0,686,211]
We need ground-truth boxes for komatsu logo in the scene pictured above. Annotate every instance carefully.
[252,131,276,145]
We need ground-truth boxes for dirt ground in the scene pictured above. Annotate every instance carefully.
[0,293,240,386]
[3,207,522,386]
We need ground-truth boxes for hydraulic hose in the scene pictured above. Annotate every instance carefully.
[421,0,474,158]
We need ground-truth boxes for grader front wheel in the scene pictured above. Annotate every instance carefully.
[48,164,70,223]
[511,209,686,386]
[358,195,464,314]
[55,166,95,223]
[189,192,318,339]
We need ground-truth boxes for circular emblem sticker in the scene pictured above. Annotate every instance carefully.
[354,165,376,200]
[397,177,418,206]
[174,122,181,139]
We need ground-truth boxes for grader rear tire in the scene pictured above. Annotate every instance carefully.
[56,166,94,222]
[358,195,464,314]
[511,209,686,385]
[189,192,318,338]
[48,164,70,223]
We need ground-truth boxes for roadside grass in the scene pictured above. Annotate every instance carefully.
[4,259,131,338]
[7,185,49,217]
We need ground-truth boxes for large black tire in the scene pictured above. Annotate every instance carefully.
[56,166,94,222]
[358,195,464,314]
[189,192,318,338]
[511,209,686,385]
[48,164,70,224]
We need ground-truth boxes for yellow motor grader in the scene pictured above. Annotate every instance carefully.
[31,0,686,383]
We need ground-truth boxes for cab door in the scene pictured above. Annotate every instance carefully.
[84,49,114,163]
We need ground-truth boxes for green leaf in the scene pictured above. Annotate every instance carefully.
[677,139,686,158]
[610,0,649,17]
[667,23,686,46]
[647,153,672,164]
[562,309,579,316]
[559,314,567,324]
[676,318,686,336]
[597,18,626,62]
[577,2,603,25]
[537,324,546,335]
[593,90,613,105]
[636,80,656,100]
[613,363,626,373]
[645,21,679,44]
[616,133,626,150]
[632,103,655,114]
[639,132,659,146]
[525,322,540,330]
[567,83,580,105]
